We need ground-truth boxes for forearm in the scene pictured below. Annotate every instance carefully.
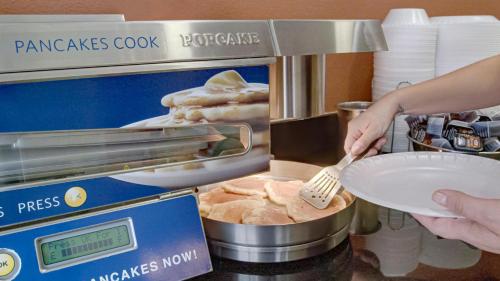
[388,54,500,115]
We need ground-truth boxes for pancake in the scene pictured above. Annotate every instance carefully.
[184,103,269,122]
[340,190,354,204]
[162,88,268,108]
[242,203,294,225]
[222,177,269,197]
[198,187,254,217]
[199,187,251,204]
[144,114,206,126]
[286,195,346,223]
[264,180,303,206]
[161,70,269,108]
[207,199,266,223]
[204,69,249,91]
[199,203,211,217]
[171,106,190,120]
[199,176,350,225]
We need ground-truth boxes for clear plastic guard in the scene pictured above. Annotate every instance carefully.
[0,123,252,192]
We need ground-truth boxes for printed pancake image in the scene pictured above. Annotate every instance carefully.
[130,69,270,172]
[158,70,269,126]
[111,70,271,189]
[121,69,269,128]
[125,70,269,136]
[155,69,271,173]
[198,176,353,225]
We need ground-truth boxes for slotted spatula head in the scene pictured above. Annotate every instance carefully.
[300,153,357,209]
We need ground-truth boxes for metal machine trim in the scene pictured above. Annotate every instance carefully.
[0,57,276,84]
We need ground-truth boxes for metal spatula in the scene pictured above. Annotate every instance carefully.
[300,152,363,209]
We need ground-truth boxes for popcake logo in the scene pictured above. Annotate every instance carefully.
[180,32,261,48]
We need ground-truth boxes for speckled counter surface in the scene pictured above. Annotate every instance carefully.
[188,236,500,281]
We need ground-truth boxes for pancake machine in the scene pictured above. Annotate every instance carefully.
[0,16,385,280]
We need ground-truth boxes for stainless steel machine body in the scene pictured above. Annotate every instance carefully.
[198,20,386,263]
[271,20,387,120]
[0,16,387,278]
[0,18,279,280]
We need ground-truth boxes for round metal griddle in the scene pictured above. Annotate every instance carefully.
[201,160,356,263]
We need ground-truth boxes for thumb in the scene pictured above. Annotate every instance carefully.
[432,189,497,228]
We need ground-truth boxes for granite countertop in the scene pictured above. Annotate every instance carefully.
[189,236,500,281]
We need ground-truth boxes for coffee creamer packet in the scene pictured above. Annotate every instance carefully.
[484,137,500,152]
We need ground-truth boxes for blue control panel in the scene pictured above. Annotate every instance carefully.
[0,65,269,228]
[0,61,269,281]
[0,193,212,281]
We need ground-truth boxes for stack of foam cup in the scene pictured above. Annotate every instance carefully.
[432,15,499,76]
[364,207,423,277]
[432,15,500,117]
[373,9,438,153]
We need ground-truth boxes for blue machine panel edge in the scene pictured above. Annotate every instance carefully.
[0,193,212,281]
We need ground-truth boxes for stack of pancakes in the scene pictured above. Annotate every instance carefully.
[160,70,269,127]
[144,70,270,172]
[199,176,353,225]
[159,70,270,160]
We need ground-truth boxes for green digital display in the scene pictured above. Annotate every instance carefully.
[40,224,131,266]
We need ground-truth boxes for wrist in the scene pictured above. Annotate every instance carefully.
[382,90,405,116]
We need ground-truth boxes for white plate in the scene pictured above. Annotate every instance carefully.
[340,152,500,217]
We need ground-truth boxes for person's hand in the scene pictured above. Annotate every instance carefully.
[344,94,401,156]
[412,189,500,254]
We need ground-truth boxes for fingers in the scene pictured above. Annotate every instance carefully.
[412,214,500,253]
[344,120,386,156]
[365,149,378,157]
[414,191,500,254]
[411,214,456,238]
[344,109,387,156]
[351,126,384,156]
[344,135,356,154]
[344,123,363,154]
[365,138,387,157]
[373,137,387,152]
[432,190,500,232]
[373,137,387,151]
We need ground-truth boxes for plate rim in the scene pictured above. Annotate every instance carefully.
[339,151,500,218]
